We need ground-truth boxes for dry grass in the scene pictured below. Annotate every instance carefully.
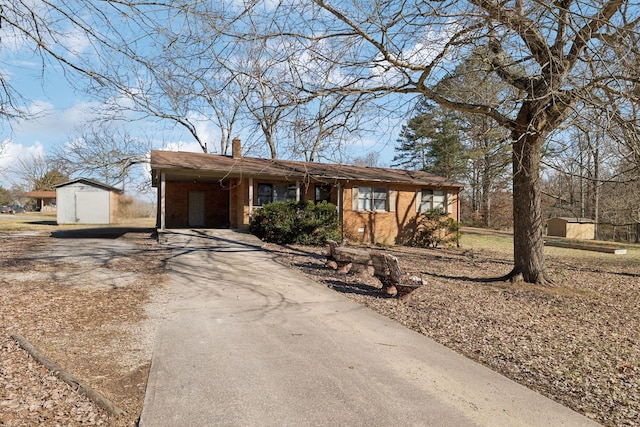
[0,213,155,232]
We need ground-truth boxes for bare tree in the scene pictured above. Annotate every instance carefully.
[230,0,639,285]
[242,60,294,159]
[10,153,67,191]
[0,1,184,119]
[353,151,380,168]
[51,124,150,189]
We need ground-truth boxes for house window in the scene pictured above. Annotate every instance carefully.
[419,189,446,212]
[256,183,297,206]
[357,186,387,211]
[315,185,331,203]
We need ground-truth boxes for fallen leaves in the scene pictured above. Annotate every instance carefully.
[270,241,640,427]
[0,232,170,427]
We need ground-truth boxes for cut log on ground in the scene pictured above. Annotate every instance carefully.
[370,251,424,300]
[326,240,371,268]
[325,242,423,299]
[11,333,125,417]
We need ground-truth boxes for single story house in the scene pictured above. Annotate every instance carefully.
[55,178,123,225]
[21,190,57,212]
[547,217,595,240]
[150,139,464,245]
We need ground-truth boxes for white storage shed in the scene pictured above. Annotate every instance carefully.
[55,178,123,225]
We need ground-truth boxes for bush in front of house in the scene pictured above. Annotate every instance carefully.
[408,208,461,248]
[249,200,341,245]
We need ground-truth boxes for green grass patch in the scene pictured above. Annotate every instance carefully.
[459,231,513,253]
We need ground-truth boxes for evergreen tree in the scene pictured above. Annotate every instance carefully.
[34,169,68,191]
[393,102,467,180]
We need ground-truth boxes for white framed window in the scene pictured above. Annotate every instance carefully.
[353,186,390,212]
[418,189,446,212]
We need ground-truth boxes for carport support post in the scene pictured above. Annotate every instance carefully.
[248,178,254,218]
[160,172,166,229]
[337,183,344,239]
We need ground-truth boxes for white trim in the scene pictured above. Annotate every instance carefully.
[160,172,166,229]
[388,188,396,213]
[248,177,254,216]
[337,183,344,238]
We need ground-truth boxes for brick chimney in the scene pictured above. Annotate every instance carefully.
[232,137,242,159]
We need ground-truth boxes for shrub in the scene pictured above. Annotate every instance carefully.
[408,208,461,248]
[249,200,341,245]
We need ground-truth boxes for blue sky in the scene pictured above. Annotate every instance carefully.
[0,1,423,195]
[0,57,400,194]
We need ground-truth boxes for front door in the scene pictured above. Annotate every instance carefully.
[188,191,205,227]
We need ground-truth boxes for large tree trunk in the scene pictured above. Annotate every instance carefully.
[509,127,549,285]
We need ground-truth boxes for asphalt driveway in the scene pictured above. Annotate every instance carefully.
[139,229,596,426]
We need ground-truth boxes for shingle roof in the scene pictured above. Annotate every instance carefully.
[150,150,464,188]
[22,191,57,199]
[54,178,123,193]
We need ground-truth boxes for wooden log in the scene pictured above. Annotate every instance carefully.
[326,240,371,276]
[396,275,424,301]
[370,251,424,299]
[336,262,353,274]
[385,285,398,297]
[326,240,340,260]
[11,333,125,417]
[325,259,338,270]
[333,247,371,265]
[370,251,389,279]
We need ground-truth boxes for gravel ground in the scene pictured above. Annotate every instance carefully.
[0,231,171,427]
[266,236,640,427]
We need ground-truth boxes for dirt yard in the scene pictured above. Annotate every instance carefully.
[267,233,640,427]
[0,229,171,426]
[1,223,638,426]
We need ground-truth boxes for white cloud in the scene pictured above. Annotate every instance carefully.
[0,140,45,188]
[370,24,461,87]
[13,100,103,139]
[158,111,222,155]
[161,140,206,153]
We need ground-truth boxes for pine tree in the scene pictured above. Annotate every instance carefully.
[393,102,466,180]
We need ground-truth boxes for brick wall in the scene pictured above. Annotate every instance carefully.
[342,183,459,245]
[160,177,459,243]
[231,179,336,229]
[164,180,230,228]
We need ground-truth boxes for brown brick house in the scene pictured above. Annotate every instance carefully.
[150,139,463,245]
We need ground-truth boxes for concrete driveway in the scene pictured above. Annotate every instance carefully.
[139,229,596,426]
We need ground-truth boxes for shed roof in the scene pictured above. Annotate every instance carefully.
[150,150,465,188]
[549,217,595,224]
[54,178,123,193]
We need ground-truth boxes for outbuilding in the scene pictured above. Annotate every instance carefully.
[547,217,595,240]
[150,138,464,245]
[21,190,57,212]
[55,178,123,225]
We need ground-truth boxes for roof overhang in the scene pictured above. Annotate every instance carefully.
[150,150,465,189]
